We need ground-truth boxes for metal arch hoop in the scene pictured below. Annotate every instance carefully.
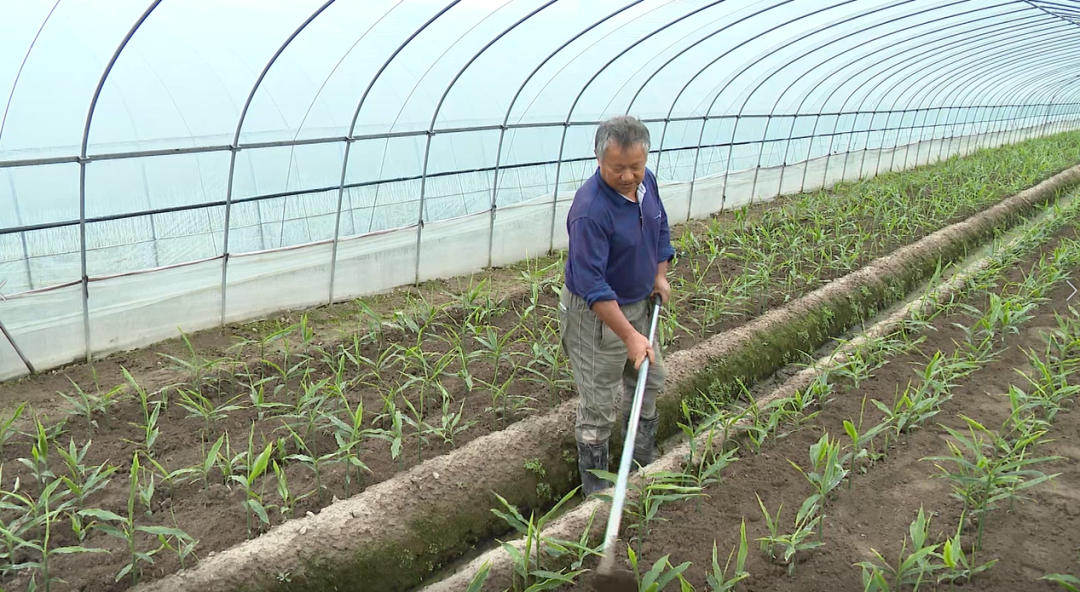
[873,33,1080,163]
[219,0,337,326]
[829,14,1072,180]
[787,10,1046,192]
[0,0,63,148]
[723,0,1003,203]
[784,12,1064,185]
[411,0,561,286]
[78,0,164,363]
[545,0,731,253]
[626,0,798,176]
[327,1,462,304]
[805,14,1057,188]
[858,32,1078,176]
[485,1,645,269]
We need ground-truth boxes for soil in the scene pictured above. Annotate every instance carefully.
[0,152,1077,592]
[566,226,1080,591]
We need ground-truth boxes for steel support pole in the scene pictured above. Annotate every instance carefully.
[0,315,35,374]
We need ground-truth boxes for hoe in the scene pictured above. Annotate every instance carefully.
[591,294,662,591]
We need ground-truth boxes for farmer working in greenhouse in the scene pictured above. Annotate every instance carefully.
[559,115,675,498]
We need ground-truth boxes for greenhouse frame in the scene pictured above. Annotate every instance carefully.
[2,0,1080,381]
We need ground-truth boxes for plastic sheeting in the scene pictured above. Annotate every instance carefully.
[2,0,1080,380]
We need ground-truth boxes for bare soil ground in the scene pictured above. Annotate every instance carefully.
[572,227,1080,591]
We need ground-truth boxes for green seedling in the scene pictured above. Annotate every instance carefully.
[755,493,822,576]
[1019,346,1080,423]
[158,330,230,395]
[58,376,125,437]
[155,509,200,571]
[0,401,27,457]
[789,433,848,540]
[854,507,940,592]
[594,470,704,556]
[705,521,750,591]
[1041,574,1080,592]
[937,511,998,585]
[19,418,56,485]
[370,407,405,468]
[272,460,303,519]
[326,393,378,498]
[491,487,585,592]
[244,377,288,421]
[842,403,890,486]
[463,560,492,592]
[676,402,739,501]
[280,377,335,448]
[434,325,476,393]
[175,388,245,439]
[284,424,339,505]
[55,439,116,512]
[922,415,1060,557]
[0,477,105,592]
[83,452,195,586]
[625,546,692,592]
[196,433,225,491]
[230,425,275,538]
[122,368,161,456]
[426,394,476,450]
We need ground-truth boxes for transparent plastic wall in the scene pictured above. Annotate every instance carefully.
[3,0,1080,380]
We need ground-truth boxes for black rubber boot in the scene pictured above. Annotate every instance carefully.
[633,414,659,467]
[576,440,610,497]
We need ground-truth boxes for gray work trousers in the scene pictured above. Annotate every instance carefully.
[558,285,666,445]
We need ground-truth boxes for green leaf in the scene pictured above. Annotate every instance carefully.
[80,508,125,523]
[465,561,491,592]
[251,442,274,483]
[52,545,108,555]
[1041,574,1080,592]
[137,525,191,539]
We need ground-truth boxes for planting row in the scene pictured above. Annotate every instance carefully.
[451,191,1080,591]
[1,133,1079,592]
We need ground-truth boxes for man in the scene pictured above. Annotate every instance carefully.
[558,115,675,497]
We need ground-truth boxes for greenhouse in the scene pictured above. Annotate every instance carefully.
[1,0,1080,591]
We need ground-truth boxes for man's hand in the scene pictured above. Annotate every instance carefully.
[652,274,671,305]
[624,330,655,370]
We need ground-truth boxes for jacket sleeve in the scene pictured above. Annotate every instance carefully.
[654,177,675,264]
[567,216,617,307]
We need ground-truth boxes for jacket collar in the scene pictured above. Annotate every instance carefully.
[594,168,647,204]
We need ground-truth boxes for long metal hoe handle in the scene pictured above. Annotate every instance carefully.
[598,295,662,573]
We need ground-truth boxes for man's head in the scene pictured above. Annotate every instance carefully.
[594,115,650,198]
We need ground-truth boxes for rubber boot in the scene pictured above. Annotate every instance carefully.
[620,409,660,469]
[632,414,659,467]
[576,440,609,498]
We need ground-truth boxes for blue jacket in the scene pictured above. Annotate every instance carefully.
[564,167,675,308]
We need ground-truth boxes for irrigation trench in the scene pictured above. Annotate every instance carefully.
[132,163,1080,592]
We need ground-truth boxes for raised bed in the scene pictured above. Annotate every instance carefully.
[0,134,1078,592]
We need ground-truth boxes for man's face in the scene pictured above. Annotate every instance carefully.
[598,141,647,198]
